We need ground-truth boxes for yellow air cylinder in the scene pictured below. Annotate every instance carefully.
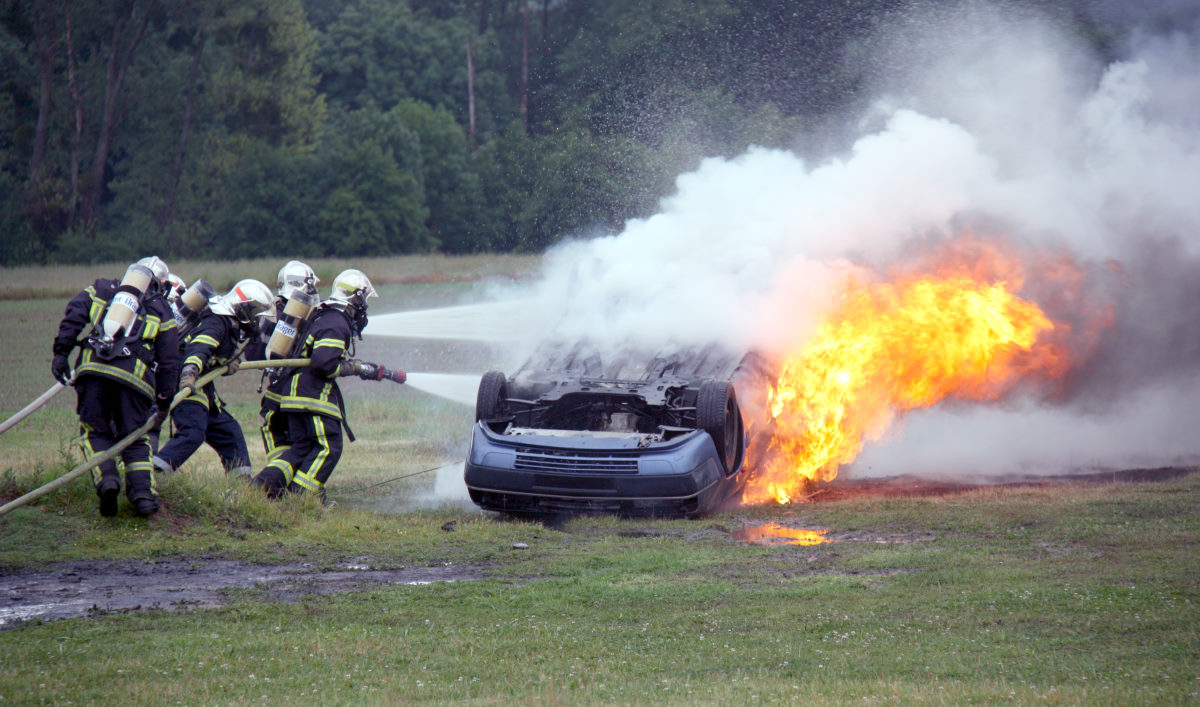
[267,289,317,359]
[101,264,153,339]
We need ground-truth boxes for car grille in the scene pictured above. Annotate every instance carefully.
[514,448,640,474]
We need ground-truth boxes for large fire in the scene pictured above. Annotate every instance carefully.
[743,237,1087,505]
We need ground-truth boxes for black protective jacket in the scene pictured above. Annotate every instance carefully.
[277,304,355,421]
[53,278,181,405]
[178,310,244,409]
[245,300,288,414]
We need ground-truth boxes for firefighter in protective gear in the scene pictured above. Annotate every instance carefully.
[154,279,273,477]
[252,269,377,501]
[148,271,190,454]
[51,258,181,517]
[244,261,319,470]
[165,273,187,305]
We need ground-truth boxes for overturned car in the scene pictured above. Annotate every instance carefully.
[464,344,773,518]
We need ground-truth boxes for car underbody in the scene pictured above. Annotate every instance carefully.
[464,343,773,518]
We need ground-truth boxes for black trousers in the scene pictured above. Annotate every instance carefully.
[75,375,155,499]
[259,405,291,461]
[156,398,250,472]
[253,411,343,498]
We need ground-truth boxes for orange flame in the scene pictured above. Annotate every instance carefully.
[744,238,1079,505]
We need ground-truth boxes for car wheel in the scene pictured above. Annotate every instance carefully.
[697,380,742,473]
[475,370,509,421]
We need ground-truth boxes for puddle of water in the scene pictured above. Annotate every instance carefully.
[733,523,833,546]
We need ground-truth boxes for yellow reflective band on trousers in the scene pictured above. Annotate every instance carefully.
[81,423,154,492]
[265,456,296,485]
[260,409,290,462]
[291,416,332,492]
[81,422,106,486]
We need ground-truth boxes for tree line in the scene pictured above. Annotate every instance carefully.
[0,0,1126,265]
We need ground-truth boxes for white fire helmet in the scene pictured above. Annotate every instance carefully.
[210,279,273,324]
[137,256,170,293]
[328,269,378,310]
[165,273,187,303]
[277,260,319,300]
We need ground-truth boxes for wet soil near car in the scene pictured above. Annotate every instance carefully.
[0,559,492,629]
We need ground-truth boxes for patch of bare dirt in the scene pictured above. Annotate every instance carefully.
[0,558,492,630]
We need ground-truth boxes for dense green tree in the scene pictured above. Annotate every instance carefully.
[472,120,535,252]
[392,99,484,253]
[207,145,318,259]
[0,0,1165,264]
[316,139,432,255]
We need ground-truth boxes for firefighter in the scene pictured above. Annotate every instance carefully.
[245,261,320,472]
[147,272,189,455]
[251,268,380,502]
[153,279,273,477]
[51,256,181,517]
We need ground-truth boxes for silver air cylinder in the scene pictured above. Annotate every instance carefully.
[173,279,216,327]
[101,264,153,340]
[267,289,317,359]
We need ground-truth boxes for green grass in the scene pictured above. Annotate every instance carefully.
[2,476,1198,704]
[1,258,1198,704]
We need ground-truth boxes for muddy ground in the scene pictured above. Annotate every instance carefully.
[2,467,1192,630]
[0,559,492,629]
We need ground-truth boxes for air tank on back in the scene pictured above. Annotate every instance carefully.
[173,279,216,338]
[266,288,318,359]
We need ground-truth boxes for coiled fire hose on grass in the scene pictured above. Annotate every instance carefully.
[0,358,310,518]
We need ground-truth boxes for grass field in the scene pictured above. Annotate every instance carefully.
[1,257,1198,705]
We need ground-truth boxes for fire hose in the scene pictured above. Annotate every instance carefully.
[0,326,96,437]
[0,382,67,436]
[0,357,308,518]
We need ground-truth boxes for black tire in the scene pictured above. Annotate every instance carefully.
[696,380,743,473]
[475,370,509,421]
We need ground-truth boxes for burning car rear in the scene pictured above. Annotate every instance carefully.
[463,344,772,518]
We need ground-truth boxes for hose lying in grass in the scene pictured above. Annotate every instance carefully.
[0,382,67,437]
[0,358,310,518]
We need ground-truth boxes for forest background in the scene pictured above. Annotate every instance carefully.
[0,0,1174,265]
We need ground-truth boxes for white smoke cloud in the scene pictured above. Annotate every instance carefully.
[511,2,1200,478]
[377,2,1200,481]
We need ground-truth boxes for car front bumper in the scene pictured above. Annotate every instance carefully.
[463,423,739,517]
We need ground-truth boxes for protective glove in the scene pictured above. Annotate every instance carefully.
[155,396,172,425]
[51,355,71,385]
[354,361,381,380]
[178,363,200,393]
[222,358,240,376]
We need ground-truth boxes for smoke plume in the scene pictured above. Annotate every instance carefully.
[491,1,1200,478]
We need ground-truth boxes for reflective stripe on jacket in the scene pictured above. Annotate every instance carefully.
[277,305,353,420]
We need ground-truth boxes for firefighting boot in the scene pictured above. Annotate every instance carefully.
[96,477,121,518]
[133,496,160,517]
[125,467,159,517]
